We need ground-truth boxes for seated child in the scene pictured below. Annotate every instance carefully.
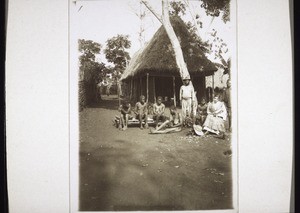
[150,105,182,134]
[134,95,148,129]
[153,96,166,129]
[195,98,208,126]
[147,102,154,115]
[118,99,132,130]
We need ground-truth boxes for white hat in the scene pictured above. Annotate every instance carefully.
[183,74,191,80]
[193,124,204,136]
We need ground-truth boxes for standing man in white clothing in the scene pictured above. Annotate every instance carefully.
[179,78,195,121]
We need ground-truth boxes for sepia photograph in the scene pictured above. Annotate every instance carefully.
[4,0,295,211]
[5,0,293,212]
[70,0,236,211]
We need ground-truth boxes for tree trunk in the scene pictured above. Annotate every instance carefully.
[141,0,195,90]
[161,0,190,80]
[161,0,196,102]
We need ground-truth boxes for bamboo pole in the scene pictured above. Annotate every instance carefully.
[153,77,156,103]
[173,76,176,107]
[146,73,149,102]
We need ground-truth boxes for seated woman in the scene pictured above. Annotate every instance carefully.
[149,105,182,134]
[195,98,208,126]
[203,95,227,139]
[118,99,132,130]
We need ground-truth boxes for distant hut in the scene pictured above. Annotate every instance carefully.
[120,16,217,106]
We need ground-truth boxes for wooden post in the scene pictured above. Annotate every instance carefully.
[146,73,149,102]
[212,73,215,98]
[130,78,133,101]
[173,76,176,107]
[153,77,156,103]
[140,76,142,97]
[203,71,206,101]
[117,80,121,106]
[133,78,136,102]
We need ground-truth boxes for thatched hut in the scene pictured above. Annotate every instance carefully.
[120,16,217,106]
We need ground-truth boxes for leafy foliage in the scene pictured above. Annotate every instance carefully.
[78,39,105,82]
[207,29,229,65]
[200,0,230,23]
[185,20,209,55]
[78,39,101,62]
[169,1,186,16]
[78,39,106,105]
[104,35,131,72]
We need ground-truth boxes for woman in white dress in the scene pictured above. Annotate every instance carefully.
[203,95,227,139]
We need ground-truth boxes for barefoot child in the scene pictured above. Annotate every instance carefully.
[150,105,182,134]
[134,95,148,129]
[195,98,208,126]
[153,96,166,129]
[118,99,131,130]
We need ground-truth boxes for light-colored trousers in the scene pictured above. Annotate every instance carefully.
[181,98,192,119]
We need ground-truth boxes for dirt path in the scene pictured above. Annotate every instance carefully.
[79,95,233,211]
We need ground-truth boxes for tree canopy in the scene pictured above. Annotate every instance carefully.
[78,39,105,82]
[169,0,230,23]
[78,39,101,63]
[78,39,107,104]
[169,1,186,16]
[104,35,131,72]
[200,0,230,23]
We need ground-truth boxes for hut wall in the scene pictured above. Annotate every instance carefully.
[127,74,207,106]
[155,77,174,106]
[135,79,139,102]
[137,78,141,99]
[131,76,146,103]
[121,81,129,99]
[148,76,155,104]
[205,67,229,89]
[132,79,137,103]
[141,76,146,98]
[192,76,206,102]
[175,77,182,106]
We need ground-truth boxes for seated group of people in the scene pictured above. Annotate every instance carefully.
[118,95,181,132]
[118,92,230,139]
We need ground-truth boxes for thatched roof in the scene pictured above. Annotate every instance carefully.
[121,16,217,81]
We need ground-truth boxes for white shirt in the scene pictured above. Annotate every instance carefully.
[180,84,194,100]
[207,101,227,120]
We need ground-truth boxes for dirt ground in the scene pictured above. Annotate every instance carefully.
[79,95,233,211]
